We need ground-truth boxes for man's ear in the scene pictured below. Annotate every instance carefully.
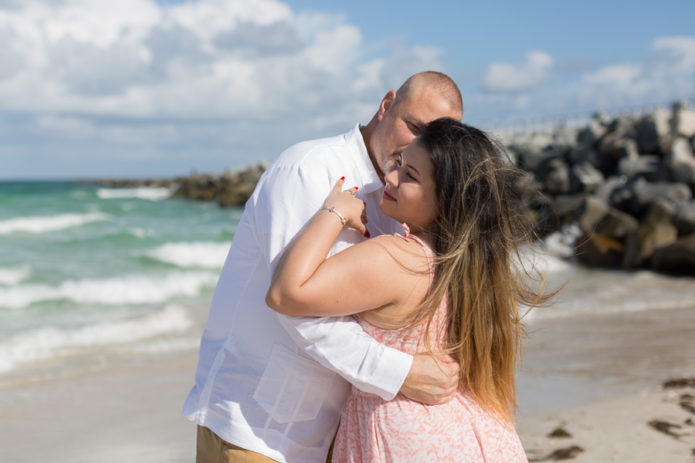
[377,90,397,120]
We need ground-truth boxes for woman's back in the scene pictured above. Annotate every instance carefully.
[331,228,528,463]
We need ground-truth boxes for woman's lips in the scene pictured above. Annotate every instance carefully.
[382,190,396,201]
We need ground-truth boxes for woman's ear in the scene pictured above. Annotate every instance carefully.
[377,90,397,121]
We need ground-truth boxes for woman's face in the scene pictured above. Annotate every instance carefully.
[379,140,438,232]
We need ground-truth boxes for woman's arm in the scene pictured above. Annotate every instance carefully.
[266,178,414,317]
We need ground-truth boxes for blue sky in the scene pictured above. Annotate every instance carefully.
[1,0,694,179]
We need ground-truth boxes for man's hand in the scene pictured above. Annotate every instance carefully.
[399,353,459,405]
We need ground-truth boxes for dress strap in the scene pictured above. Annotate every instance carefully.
[394,223,435,284]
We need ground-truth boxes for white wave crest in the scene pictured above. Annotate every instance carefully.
[0,266,30,286]
[144,242,230,269]
[97,187,171,201]
[0,305,192,372]
[0,212,108,235]
[0,271,218,309]
[517,245,573,274]
[128,227,152,238]
[542,224,582,258]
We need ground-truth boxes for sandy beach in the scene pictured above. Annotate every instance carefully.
[517,306,695,462]
[1,305,694,462]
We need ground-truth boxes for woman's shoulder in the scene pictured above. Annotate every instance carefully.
[364,233,431,273]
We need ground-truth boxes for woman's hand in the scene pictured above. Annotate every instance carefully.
[323,177,368,236]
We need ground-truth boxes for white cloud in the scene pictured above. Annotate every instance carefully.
[482,50,554,93]
[469,36,695,130]
[0,0,437,120]
[572,35,695,110]
[0,0,445,178]
[652,36,695,73]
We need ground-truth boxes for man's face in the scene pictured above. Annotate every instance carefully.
[370,86,461,178]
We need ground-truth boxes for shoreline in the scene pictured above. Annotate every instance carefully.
[1,306,694,462]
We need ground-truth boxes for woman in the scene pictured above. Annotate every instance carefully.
[266,118,549,462]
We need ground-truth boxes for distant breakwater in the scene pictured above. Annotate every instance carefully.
[89,161,269,208]
[87,101,695,275]
[505,101,695,275]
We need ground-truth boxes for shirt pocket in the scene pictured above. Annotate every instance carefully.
[253,343,336,424]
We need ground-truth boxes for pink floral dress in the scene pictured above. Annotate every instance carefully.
[331,226,528,463]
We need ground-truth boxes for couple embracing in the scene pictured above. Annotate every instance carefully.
[184,72,543,462]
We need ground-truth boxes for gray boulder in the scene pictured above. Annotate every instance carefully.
[579,196,639,238]
[670,101,695,138]
[674,201,695,236]
[575,231,626,268]
[634,108,670,153]
[637,222,678,263]
[594,176,628,205]
[508,133,556,171]
[577,113,609,147]
[633,178,692,211]
[598,133,639,162]
[570,162,604,193]
[617,155,662,181]
[566,146,605,171]
[539,158,571,194]
[575,197,639,268]
[667,137,695,186]
[576,196,641,268]
[636,199,679,263]
[651,234,695,274]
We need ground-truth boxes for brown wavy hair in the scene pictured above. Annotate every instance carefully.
[413,118,555,421]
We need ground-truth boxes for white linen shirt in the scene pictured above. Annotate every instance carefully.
[182,125,413,463]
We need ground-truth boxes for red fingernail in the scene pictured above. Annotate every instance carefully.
[364,230,370,238]
[340,176,345,180]
[354,186,359,191]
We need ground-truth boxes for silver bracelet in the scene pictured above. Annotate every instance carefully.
[320,205,347,226]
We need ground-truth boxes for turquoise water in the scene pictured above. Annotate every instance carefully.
[0,181,242,381]
[1,181,694,384]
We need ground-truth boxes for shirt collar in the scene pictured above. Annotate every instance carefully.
[347,124,383,194]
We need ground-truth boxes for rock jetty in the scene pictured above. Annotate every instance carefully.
[506,101,695,275]
[169,161,269,207]
[89,161,269,208]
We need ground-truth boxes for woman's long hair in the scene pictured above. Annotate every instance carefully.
[414,118,554,421]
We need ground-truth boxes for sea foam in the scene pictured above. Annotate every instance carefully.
[0,271,218,309]
[96,187,171,201]
[144,241,230,269]
[0,266,30,286]
[0,212,108,235]
[0,305,192,372]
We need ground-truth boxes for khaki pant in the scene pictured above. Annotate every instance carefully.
[196,426,279,463]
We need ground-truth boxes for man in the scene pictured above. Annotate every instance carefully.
[184,71,464,463]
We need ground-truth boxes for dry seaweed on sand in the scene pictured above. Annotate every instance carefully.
[647,419,687,439]
[528,445,585,461]
[662,377,695,389]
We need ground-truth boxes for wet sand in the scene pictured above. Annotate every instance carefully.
[1,306,694,462]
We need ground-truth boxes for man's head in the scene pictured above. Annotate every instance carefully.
[361,71,463,180]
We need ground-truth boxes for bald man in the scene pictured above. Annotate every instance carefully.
[184,72,463,463]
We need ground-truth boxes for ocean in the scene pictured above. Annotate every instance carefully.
[1,181,694,387]
[0,181,241,385]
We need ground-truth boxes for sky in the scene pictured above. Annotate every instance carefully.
[1,0,694,179]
